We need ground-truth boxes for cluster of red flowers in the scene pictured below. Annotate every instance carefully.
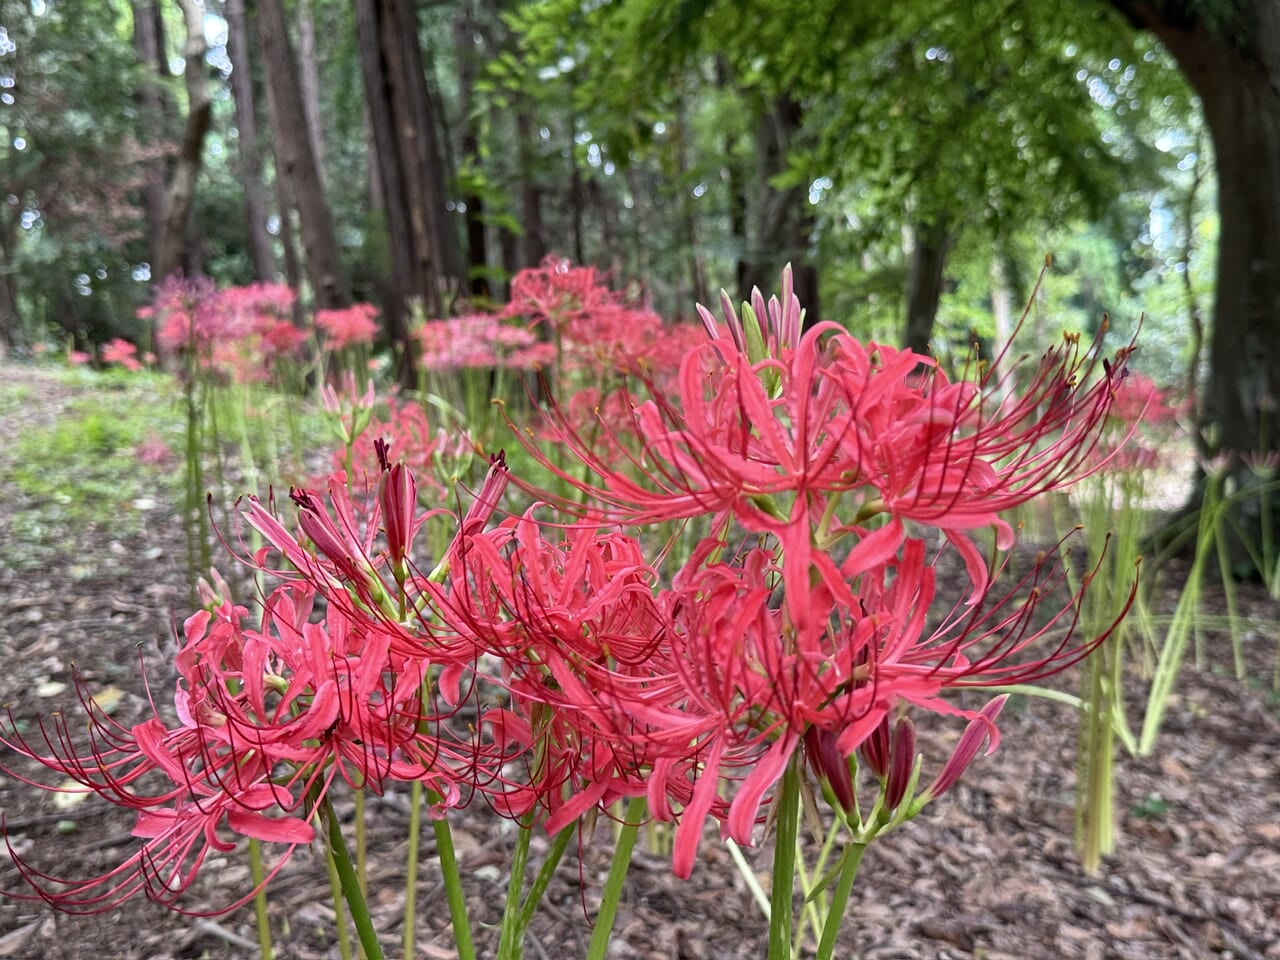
[150,278,309,383]
[100,337,145,372]
[315,304,381,352]
[2,267,1139,913]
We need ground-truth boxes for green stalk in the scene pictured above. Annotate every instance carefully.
[1214,524,1245,679]
[354,786,368,960]
[325,830,353,960]
[403,779,423,960]
[432,807,477,960]
[248,838,275,960]
[1075,638,1114,872]
[324,799,384,960]
[815,840,868,960]
[497,816,536,960]
[768,755,802,960]
[515,823,575,933]
[726,838,771,917]
[1139,493,1214,755]
[586,795,646,960]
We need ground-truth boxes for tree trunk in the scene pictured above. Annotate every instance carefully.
[454,1,490,299]
[902,219,955,356]
[297,0,327,190]
[131,0,169,273]
[225,0,276,282]
[154,0,212,282]
[1110,0,1280,566]
[516,101,547,268]
[0,213,19,352]
[257,0,349,309]
[747,95,819,324]
[674,100,709,309]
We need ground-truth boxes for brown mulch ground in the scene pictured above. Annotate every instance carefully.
[1,364,1277,960]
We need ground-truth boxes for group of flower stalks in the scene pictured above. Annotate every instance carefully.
[2,267,1139,959]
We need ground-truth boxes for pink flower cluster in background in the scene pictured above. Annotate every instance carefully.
[315,303,380,351]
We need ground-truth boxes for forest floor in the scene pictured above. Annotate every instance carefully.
[0,362,1278,960]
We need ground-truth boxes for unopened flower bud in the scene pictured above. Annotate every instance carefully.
[885,716,917,810]
[805,726,855,813]
[859,714,892,780]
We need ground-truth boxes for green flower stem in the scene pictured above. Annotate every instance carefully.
[726,838,771,917]
[516,823,574,933]
[496,816,536,960]
[768,755,802,960]
[403,779,423,960]
[431,803,477,960]
[247,838,274,960]
[815,840,868,960]
[324,832,353,960]
[354,785,368,898]
[324,799,384,960]
[586,795,646,960]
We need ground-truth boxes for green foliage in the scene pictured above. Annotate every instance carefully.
[0,370,182,570]
[0,1,153,344]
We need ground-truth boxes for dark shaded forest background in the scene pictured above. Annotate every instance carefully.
[3,0,1280,531]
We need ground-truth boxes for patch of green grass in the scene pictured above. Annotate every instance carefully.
[1,374,183,569]
[0,382,33,416]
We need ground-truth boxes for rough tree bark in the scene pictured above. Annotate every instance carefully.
[903,219,955,356]
[225,0,276,282]
[257,0,349,309]
[154,0,212,282]
[1108,0,1280,559]
[354,0,459,326]
[297,0,327,190]
[747,95,820,325]
[453,0,491,299]
[131,0,170,273]
[515,101,548,269]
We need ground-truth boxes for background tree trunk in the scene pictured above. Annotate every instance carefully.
[297,0,327,191]
[1110,0,1280,564]
[257,0,349,309]
[130,0,169,273]
[454,1,491,300]
[225,0,276,283]
[747,95,819,323]
[154,0,212,282]
[903,219,954,355]
[515,101,547,268]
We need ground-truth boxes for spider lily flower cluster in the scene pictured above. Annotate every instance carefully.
[3,268,1138,923]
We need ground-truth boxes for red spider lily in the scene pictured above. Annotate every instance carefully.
[315,303,380,350]
[513,273,1133,584]
[1,564,483,914]
[101,337,142,371]
[440,510,678,822]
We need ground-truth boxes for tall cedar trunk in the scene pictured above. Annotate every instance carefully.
[714,58,750,297]
[354,0,416,375]
[225,0,276,282]
[569,120,586,265]
[298,0,327,190]
[354,0,459,386]
[154,0,212,282]
[903,219,955,355]
[257,0,349,309]
[674,100,709,309]
[454,2,490,299]
[1111,1,1280,562]
[515,101,547,268]
[747,95,819,325]
[131,0,169,273]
